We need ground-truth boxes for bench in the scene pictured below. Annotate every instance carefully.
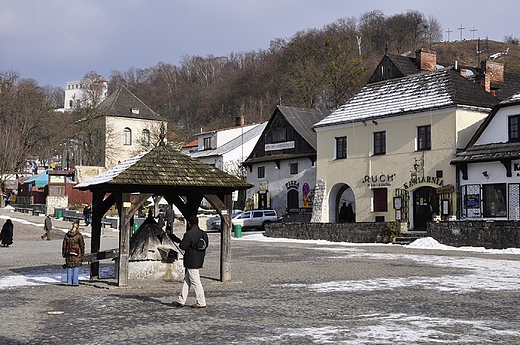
[62,215,84,223]
[14,207,32,214]
[32,210,44,216]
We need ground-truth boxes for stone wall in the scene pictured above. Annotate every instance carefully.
[427,220,520,249]
[265,222,382,243]
[265,220,520,249]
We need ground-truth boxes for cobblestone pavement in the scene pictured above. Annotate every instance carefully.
[1,208,519,344]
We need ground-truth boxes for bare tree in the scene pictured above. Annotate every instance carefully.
[0,71,57,205]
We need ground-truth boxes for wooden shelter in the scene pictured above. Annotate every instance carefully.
[75,141,252,286]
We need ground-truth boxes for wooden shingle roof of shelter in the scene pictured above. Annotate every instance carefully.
[96,86,164,121]
[75,143,252,193]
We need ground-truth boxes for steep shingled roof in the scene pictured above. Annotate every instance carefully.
[277,106,331,150]
[95,86,164,121]
[314,68,499,129]
[75,143,252,192]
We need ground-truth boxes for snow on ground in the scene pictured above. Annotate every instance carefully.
[237,234,520,344]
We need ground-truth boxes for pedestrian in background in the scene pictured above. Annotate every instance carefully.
[62,221,85,286]
[1,219,14,247]
[41,215,53,240]
[156,209,165,230]
[171,215,209,308]
[83,204,92,226]
[165,205,175,231]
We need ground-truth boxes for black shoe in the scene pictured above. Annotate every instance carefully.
[172,301,184,307]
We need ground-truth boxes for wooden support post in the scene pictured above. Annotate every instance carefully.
[90,191,104,279]
[221,193,233,282]
[118,192,131,287]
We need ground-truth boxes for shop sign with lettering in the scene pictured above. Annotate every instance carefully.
[361,174,396,187]
[403,176,444,189]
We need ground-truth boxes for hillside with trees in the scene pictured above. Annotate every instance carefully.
[1,9,519,189]
[105,10,520,142]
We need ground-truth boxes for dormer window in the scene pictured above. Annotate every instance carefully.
[203,137,212,150]
[131,108,140,114]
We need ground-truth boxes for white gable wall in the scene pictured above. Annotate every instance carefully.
[475,106,519,145]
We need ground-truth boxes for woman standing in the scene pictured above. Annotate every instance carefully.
[62,221,85,286]
[1,219,14,247]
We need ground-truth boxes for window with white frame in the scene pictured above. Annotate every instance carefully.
[141,129,150,146]
[123,127,132,145]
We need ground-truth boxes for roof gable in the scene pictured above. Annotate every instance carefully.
[96,86,163,121]
[244,106,330,165]
[191,122,267,159]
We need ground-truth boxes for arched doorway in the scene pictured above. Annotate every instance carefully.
[330,183,355,223]
[412,186,438,230]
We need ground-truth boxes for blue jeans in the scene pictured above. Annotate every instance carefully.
[67,267,79,285]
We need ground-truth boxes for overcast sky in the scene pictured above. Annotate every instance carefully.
[1,0,518,88]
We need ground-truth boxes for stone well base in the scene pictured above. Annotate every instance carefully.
[128,260,184,281]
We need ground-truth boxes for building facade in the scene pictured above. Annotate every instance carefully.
[452,93,520,220]
[313,67,499,230]
[243,106,330,218]
[64,77,108,110]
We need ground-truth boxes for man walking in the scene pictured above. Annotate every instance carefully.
[171,215,209,308]
[42,215,53,240]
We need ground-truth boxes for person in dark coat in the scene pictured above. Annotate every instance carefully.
[156,209,165,229]
[42,215,53,240]
[1,219,13,247]
[83,204,92,226]
[62,221,85,286]
[165,205,175,231]
[171,215,209,308]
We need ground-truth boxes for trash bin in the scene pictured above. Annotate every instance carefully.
[234,224,242,238]
[56,210,63,219]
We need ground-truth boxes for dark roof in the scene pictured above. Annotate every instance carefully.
[75,143,252,192]
[314,68,499,129]
[277,106,331,149]
[492,72,520,101]
[451,142,520,164]
[384,55,422,76]
[96,86,163,121]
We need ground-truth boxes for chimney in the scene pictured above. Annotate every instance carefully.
[481,60,504,83]
[475,73,491,93]
[415,49,437,71]
[235,116,245,127]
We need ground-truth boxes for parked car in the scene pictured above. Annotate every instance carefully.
[206,210,243,230]
[232,209,282,230]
